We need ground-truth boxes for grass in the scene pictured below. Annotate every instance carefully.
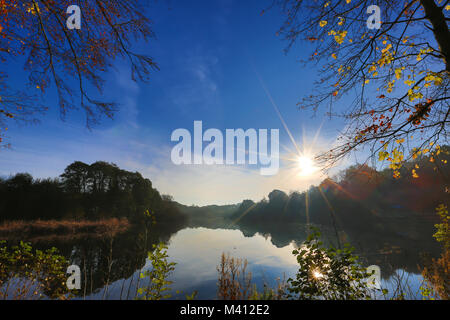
[0,218,130,241]
[217,253,253,300]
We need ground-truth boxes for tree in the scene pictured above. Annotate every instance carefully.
[0,0,158,145]
[273,0,449,177]
[60,161,90,193]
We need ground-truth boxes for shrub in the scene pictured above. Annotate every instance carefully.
[0,241,69,299]
[287,228,373,300]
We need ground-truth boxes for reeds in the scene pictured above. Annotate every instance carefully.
[217,253,253,300]
[0,218,130,240]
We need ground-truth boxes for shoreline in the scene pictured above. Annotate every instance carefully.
[0,218,131,240]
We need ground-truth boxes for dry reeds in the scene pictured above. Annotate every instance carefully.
[217,252,253,300]
[0,218,130,240]
[421,249,450,300]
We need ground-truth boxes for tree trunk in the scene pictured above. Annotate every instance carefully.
[420,0,450,72]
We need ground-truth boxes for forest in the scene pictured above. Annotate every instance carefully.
[181,146,449,230]
[232,147,449,228]
[0,161,187,228]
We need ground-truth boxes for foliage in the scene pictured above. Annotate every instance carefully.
[0,240,69,299]
[287,228,373,300]
[433,204,450,248]
[0,0,158,145]
[184,290,198,300]
[143,209,157,228]
[273,0,449,172]
[217,253,253,300]
[136,243,176,300]
[216,230,378,300]
[421,203,450,300]
[421,249,449,300]
[249,278,288,300]
[0,161,188,227]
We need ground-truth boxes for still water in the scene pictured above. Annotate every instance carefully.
[81,227,425,300]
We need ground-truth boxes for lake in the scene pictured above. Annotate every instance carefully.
[74,226,427,300]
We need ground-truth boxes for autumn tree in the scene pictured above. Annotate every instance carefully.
[0,0,158,146]
[273,0,449,178]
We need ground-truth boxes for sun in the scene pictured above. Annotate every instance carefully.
[297,155,318,177]
[312,269,324,279]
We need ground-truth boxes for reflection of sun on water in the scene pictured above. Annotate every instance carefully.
[312,269,324,279]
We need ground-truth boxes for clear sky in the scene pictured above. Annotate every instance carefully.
[0,0,361,205]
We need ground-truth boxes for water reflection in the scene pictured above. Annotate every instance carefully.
[83,225,435,299]
[2,222,440,299]
[164,228,299,299]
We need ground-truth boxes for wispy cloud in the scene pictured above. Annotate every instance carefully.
[167,49,221,113]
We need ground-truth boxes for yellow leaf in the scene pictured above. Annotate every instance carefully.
[395,68,402,80]
[334,31,347,45]
[382,44,392,53]
[378,151,389,161]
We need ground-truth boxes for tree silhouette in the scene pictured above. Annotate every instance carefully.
[0,0,158,145]
[0,161,188,226]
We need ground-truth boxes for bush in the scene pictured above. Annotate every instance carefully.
[0,241,69,299]
[287,228,373,300]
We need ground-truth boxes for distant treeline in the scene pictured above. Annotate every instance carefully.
[178,146,449,252]
[0,161,188,227]
[229,146,449,241]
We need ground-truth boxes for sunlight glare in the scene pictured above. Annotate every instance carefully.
[312,269,324,279]
[297,156,318,177]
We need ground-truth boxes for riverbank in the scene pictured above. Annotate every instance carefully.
[0,218,131,241]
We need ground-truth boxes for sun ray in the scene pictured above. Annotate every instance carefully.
[318,185,343,249]
[324,178,381,218]
[251,64,301,155]
[283,192,294,215]
[311,120,324,153]
[305,189,310,233]
[229,202,258,227]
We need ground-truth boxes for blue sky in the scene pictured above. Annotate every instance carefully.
[0,0,358,205]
